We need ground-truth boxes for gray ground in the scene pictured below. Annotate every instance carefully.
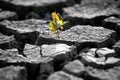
[0,0,120,80]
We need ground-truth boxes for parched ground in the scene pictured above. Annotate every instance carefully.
[0,0,120,80]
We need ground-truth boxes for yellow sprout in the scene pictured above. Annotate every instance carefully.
[49,11,64,36]
[56,13,64,25]
[49,21,58,33]
[56,13,64,29]
[51,11,64,30]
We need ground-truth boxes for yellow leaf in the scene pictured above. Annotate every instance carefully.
[51,12,64,25]
[50,11,64,31]
[51,11,57,21]
[56,13,64,25]
[60,26,63,30]
[49,21,58,33]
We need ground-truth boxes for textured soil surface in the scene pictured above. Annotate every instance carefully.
[0,0,120,80]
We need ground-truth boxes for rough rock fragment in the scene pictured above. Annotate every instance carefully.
[37,63,54,80]
[63,3,120,25]
[48,71,83,80]
[25,11,40,19]
[0,33,16,49]
[0,43,76,67]
[80,48,120,68]
[0,66,27,80]
[108,66,120,80]
[0,43,77,80]
[85,67,112,80]
[39,63,54,75]
[93,47,115,57]
[0,19,48,34]
[58,25,116,47]
[80,0,120,6]
[63,60,85,76]
[113,40,120,54]
[0,0,67,19]
[0,10,18,21]
[64,4,120,18]
[0,19,49,47]
[0,0,67,7]
[36,25,116,48]
[41,43,77,70]
[0,44,40,63]
[41,44,76,58]
[0,19,70,34]
[102,17,120,38]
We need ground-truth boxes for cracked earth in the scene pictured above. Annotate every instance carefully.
[0,0,120,80]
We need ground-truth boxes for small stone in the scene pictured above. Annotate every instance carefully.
[37,74,49,80]
[80,48,120,68]
[48,71,83,80]
[25,11,40,19]
[102,17,120,37]
[0,33,16,49]
[0,10,18,21]
[63,60,85,76]
[108,66,120,80]
[94,47,115,57]
[85,67,112,80]
[106,57,120,66]
[41,44,76,58]
[39,63,54,75]
[113,40,120,54]
[0,66,27,80]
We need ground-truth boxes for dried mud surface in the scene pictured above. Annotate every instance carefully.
[0,0,120,80]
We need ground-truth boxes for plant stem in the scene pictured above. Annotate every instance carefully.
[57,30,60,38]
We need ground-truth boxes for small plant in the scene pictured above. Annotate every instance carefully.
[49,11,64,37]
